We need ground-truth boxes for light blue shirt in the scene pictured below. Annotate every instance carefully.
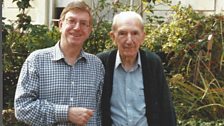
[111,51,148,126]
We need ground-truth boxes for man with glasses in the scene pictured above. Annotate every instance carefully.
[14,0,104,125]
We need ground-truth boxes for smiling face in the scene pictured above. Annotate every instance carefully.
[110,15,145,59]
[59,9,92,48]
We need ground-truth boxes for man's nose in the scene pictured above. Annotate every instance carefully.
[73,22,81,30]
[126,34,133,43]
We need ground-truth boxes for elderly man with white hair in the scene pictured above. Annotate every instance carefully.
[97,11,177,126]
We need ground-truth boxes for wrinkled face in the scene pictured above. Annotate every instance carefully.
[110,17,145,59]
[59,9,92,47]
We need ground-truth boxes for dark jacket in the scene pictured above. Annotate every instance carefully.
[97,49,176,126]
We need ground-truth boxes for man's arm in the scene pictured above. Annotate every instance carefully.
[14,56,69,126]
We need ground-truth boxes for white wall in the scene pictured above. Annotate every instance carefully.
[216,0,224,13]
[55,0,92,7]
[2,0,37,24]
[3,0,224,25]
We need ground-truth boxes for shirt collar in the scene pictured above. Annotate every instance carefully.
[115,50,141,70]
[51,41,87,62]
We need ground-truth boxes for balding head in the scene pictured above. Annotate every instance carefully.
[111,11,144,31]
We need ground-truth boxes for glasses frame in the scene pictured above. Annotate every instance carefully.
[64,18,90,28]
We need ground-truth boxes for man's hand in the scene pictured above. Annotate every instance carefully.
[68,107,94,125]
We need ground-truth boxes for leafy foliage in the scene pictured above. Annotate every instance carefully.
[144,3,224,121]
[84,0,113,54]
[3,109,29,126]
[12,0,33,31]
[3,24,60,110]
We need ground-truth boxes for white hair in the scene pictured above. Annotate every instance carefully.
[112,11,144,31]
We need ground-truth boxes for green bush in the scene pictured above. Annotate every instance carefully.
[144,3,224,122]
[3,24,60,108]
[84,20,112,54]
[3,109,29,126]
[178,118,224,126]
[3,23,61,125]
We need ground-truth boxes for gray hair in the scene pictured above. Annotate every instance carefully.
[111,11,144,31]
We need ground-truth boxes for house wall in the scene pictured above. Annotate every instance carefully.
[2,0,37,24]
[2,0,224,26]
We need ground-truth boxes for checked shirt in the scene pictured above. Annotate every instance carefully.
[14,42,104,126]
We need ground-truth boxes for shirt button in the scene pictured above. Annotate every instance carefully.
[70,97,73,101]
[71,82,74,85]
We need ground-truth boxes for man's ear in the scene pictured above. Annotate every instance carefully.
[109,31,115,41]
[58,20,63,32]
[109,31,116,45]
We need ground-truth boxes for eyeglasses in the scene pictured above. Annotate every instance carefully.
[65,18,90,28]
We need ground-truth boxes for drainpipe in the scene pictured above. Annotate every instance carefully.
[130,0,134,10]
[48,0,55,27]
[45,0,49,26]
